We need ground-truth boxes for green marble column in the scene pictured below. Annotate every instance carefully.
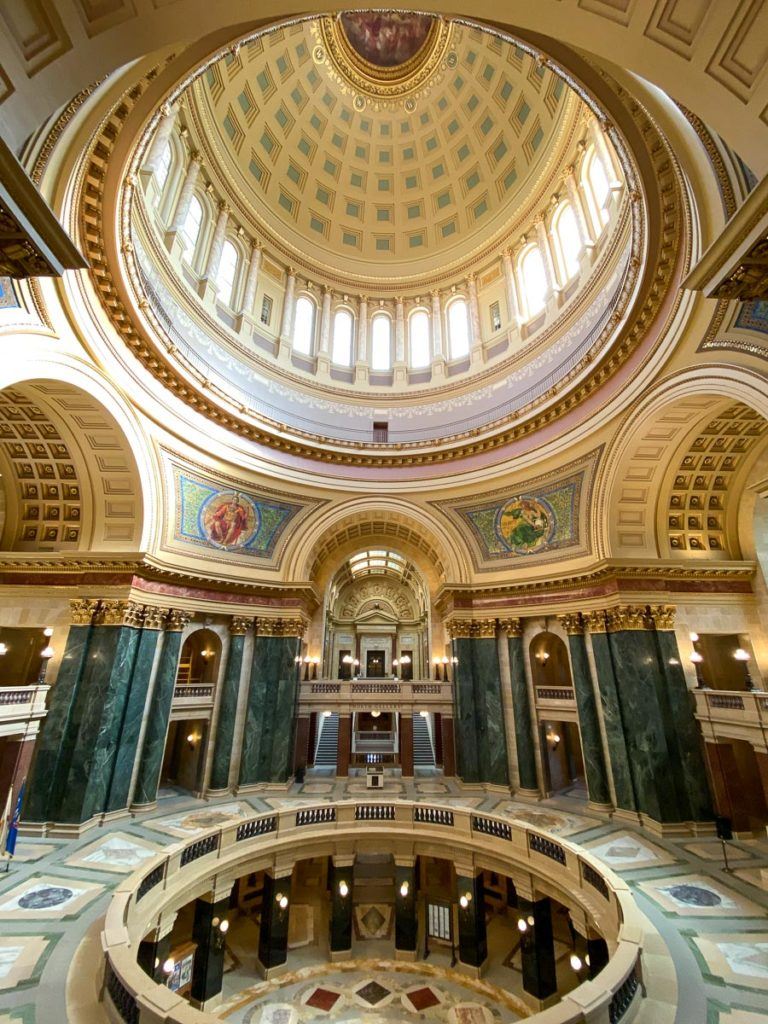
[651,607,713,822]
[329,860,353,955]
[456,872,487,969]
[258,872,292,971]
[559,615,611,807]
[58,601,147,824]
[105,607,165,814]
[132,610,191,807]
[209,617,251,791]
[452,635,480,783]
[503,619,538,793]
[585,611,637,814]
[605,606,685,823]
[239,619,303,786]
[519,897,557,1000]
[473,629,509,786]
[24,599,98,824]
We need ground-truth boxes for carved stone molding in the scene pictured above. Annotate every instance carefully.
[558,613,584,635]
[69,598,99,625]
[446,618,497,639]
[256,616,306,638]
[584,610,607,634]
[165,609,193,632]
[605,605,649,632]
[142,606,167,631]
[499,618,523,638]
[445,619,472,640]
[648,605,676,630]
[712,237,768,300]
[229,616,253,636]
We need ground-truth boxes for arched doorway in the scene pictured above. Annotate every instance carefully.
[529,632,586,798]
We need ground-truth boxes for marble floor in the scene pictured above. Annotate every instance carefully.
[0,773,766,1024]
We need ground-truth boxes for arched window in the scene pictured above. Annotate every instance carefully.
[519,245,548,319]
[332,308,354,366]
[293,295,315,355]
[180,195,203,256]
[155,141,172,193]
[553,203,582,282]
[447,298,469,360]
[409,309,430,369]
[217,240,239,305]
[371,315,392,371]
[582,147,610,232]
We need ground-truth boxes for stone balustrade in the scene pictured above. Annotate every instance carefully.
[0,684,49,736]
[298,678,454,713]
[98,799,659,1024]
[694,688,768,753]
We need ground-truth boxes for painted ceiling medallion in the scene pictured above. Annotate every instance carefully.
[316,11,452,102]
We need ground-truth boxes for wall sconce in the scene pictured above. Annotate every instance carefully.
[569,953,585,973]
[323,710,332,718]
[200,648,214,661]
[212,916,229,951]
[162,958,175,977]
[392,657,399,679]
[419,710,429,718]
[371,709,381,718]
[311,656,320,680]
[43,627,53,638]
[399,880,410,898]
[353,658,360,679]
[547,730,561,750]
[186,733,198,750]
[338,880,349,898]
[690,650,705,689]
[517,917,528,933]
[0,643,7,657]
[400,654,411,665]
[303,655,311,680]
[535,649,550,663]
[275,892,289,909]
[458,892,472,909]
[689,632,699,642]
[38,644,55,684]
[433,656,441,681]
[734,648,755,691]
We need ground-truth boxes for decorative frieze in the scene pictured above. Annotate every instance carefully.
[256,616,306,637]
[229,616,253,636]
[165,609,192,632]
[558,613,584,635]
[69,598,99,625]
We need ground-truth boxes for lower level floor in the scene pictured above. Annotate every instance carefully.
[1,775,767,1023]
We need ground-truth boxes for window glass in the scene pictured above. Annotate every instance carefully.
[409,310,430,368]
[520,246,548,318]
[293,295,315,354]
[371,316,392,370]
[155,141,172,193]
[217,241,239,305]
[180,196,203,256]
[447,299,469,359]
[555,203,582,280]
[332,308,354,366]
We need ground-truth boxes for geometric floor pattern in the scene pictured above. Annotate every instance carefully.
[2,774,767,1023]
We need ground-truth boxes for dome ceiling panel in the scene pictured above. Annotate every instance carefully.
[191,16,576,275]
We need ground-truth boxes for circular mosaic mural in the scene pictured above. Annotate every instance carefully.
[495,495,555,554]
[18,885,74,910]
[665,884,722,907]
[199,491,260,550]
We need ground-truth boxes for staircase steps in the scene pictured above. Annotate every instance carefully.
[413,714,435,767]
[314,712,339,768]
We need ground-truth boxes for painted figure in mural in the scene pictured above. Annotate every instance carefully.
[206,493,250,547]
[496,496,553,554]
[339,12,433,67]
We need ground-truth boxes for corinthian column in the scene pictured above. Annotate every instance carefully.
[564,167,595,246]
[535,215,559,296]
[502,249,520,328]
[166,150,201,253]
[237,240,262,329]
[356,295,369,385]
[142,103,176,181]
[467,273,482,363]
[278,268,296,360]
[198,201,228,301]
[431,290,445,376]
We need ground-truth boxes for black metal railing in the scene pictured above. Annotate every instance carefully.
[236,816,277,841]
[471,815,512,840]
[180,834,219,866]
[529,833,566,864]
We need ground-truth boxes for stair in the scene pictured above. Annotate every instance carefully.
[413,713,435,767]
[314,712,339,768]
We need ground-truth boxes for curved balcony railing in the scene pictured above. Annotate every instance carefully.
[298,678,454,711]
[99,800,656,1024]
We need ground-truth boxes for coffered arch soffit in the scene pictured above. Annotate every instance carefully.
[599,369,768,563]
[2,2,768,176]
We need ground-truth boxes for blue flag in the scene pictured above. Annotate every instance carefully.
[5,781,24,857]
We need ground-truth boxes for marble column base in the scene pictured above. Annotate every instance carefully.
[513,787,542,803]
[394,948,418,962]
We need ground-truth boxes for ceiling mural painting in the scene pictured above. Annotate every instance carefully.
[339,12,434,68]
[431,448,602,569]
[164,459,324,564]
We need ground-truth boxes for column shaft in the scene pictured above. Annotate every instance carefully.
[258,873,291,971]
[357,297,368,363]
[191,895,229,1006]
[280,271,296,341]
[440,716,456,775]
[506,629,538,792]
[519,898,557,1000]
[204,203,229,282]
[144,106,175,176]
[456,873,487,969]
[400,713,414,777]
[395,863,417,955]
[535,217,558,292]
[431,291,443,359]
[169,152,201,233]
[329,861,353,956]
[337,713,351,776]
[467,274,481,351]
[395,298,405,363]
[502,250,520,324]
[240,244,261,318]
[209,621,249,790]
[132,612,189,806]
[319,288,332,355]
[561,622,611,806]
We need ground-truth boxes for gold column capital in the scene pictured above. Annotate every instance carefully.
[94,600,144,627]
[229,616,253,636]
[606,605,650,632]
[165,609,192,632]
[499,617,523,637]
[69,598,99,626]
[256,616,306,638]
[584,610,607,634]
[558,613,584,635]
[649,605,676,630]
[142,606,166,631]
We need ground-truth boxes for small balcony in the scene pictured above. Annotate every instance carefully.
[0,684,49,736]
[694,688,768,749]
[298,678,453,713]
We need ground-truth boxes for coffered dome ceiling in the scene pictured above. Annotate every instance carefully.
[190,14,578,278]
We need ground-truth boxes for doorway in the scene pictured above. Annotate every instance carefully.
[366,650,386,677]
[540,721,586,797]
[161,718,207,794]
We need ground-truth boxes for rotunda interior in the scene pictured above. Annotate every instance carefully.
[0,4,768,1024]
